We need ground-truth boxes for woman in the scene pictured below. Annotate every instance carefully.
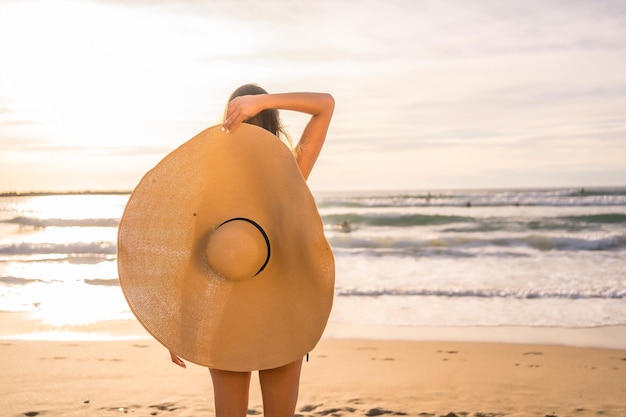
[168,84,335,417]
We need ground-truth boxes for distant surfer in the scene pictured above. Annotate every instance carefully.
[331,220,352,233]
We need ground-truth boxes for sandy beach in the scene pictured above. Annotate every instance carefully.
[1,316,625,417]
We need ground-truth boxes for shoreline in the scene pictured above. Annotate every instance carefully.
[324,322,626,350]
[2,337,625,416]
[2,312,625,416]
[2,312,626,349]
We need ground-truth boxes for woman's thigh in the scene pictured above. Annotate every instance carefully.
[258,358,304,417]
[209,368,252,417]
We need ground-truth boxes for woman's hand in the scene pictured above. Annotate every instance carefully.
[169,350,187,368]
[221,90,334,180]
[222,95,264,133]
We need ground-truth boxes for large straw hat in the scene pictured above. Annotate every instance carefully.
[117,124,335,371]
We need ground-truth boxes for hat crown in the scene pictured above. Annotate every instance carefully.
[206,218,270,282]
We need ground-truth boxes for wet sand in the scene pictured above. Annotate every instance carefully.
[1,332,625,417]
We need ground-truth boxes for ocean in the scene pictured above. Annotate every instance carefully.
[0,187,625,339]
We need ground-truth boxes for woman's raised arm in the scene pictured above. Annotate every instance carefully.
[223,92,335,180]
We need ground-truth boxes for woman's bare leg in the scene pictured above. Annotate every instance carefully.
[258,358,304,417]
[209,368,252,417]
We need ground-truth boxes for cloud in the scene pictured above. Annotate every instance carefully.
[1,0,625,191]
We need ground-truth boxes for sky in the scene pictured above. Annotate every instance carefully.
[0,0,625,193]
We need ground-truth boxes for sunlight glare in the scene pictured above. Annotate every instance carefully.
[30,281,132,326]
[0,0,253,149]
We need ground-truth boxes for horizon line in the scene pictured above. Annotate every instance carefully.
[2,185,626,198]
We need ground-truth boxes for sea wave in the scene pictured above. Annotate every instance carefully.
[323,212,626,229]
[0,276,119,286]
[337,287,626,299]
[323,213,472,227]
[84,278,119,286]
[328,233,626,256]
[0,242,117,256]
[561,213,626,224]
[317,187,626,208]
[523,234,626,251]
[0,276,51,285]
[2,216,119,228]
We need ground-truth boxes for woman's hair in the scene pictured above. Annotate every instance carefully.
[227,84,292,147]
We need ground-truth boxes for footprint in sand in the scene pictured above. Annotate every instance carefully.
[436,350,460,362]
[365,408,407,416]
[102,406,139,413]
[300,404,321,412]
[149,402,182,413]
[317,407,357,415]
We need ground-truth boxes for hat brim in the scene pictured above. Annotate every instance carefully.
[117,124,335,371]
